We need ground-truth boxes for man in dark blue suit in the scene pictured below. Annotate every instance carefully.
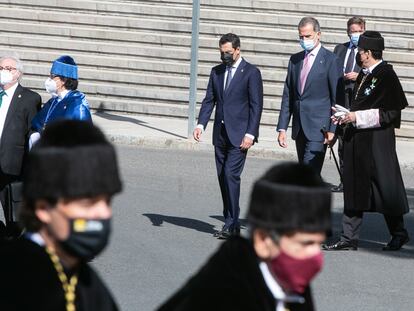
[193,33,263,239]
[277,17,343,174]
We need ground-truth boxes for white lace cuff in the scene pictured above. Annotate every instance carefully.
[355,109,380,129]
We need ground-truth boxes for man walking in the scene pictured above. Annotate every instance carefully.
[331,17,366,192]
[324,31,410,251]
[193,33,263,239]
[277,17,343,174]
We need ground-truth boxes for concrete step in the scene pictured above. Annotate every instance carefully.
[1,7,413,53]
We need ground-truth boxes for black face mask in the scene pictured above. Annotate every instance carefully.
[220,52,234,66]
[60,218,111,262]
[355,53,363,68]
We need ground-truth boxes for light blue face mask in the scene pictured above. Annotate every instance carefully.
[300,38,316,51]
[350,33,361,47]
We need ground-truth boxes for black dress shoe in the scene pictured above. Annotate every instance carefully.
[331,183,343,192]
[217,229,232,239]
[322,240,357,251]
[214,226,240,239]
[382,235,409,251]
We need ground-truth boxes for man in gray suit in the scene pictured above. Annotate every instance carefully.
[331,17,365,192]
[277,17,343,174]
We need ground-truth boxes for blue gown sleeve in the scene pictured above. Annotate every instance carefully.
[31,100,53,132]
[64,92,92,122]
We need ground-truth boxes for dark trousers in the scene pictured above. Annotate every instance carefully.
[0,168,19,235]
[340,210,408,245]
[295,129,327,174]
[214,124,247,230]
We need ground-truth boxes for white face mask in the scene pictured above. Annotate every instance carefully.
[0,70,14,86]
[45,77,58,96]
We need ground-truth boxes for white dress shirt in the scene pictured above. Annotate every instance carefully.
[0,82,19,141]
[197,56,254,140]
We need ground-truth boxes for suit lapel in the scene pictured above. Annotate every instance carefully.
[217,64,226,100]
[302,47,326,94]
[3,84,23,132]
[224,58,246,97]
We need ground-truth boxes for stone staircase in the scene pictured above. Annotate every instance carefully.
[0,0,413,138]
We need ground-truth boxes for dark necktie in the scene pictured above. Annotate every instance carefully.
[0,90,6,108]
[345,48,355,73]
[224,66,233,91]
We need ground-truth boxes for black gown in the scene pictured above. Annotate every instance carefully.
[157,236,315,311]
[343,61,409,215]
[0,238,119,311]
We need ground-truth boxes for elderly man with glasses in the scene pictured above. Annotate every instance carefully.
[0,54,41,238]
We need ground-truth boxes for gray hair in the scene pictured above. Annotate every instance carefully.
[298,17,321,32]
[0,54,24,73]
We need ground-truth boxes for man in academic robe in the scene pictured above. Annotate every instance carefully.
[157,163,331,311]
[0,120,122,310]
[323,31,410,251]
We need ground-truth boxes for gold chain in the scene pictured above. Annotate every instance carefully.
[354,74,368,100]
[46,247,79,311]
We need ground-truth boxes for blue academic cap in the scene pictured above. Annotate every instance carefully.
[50,55,78,79]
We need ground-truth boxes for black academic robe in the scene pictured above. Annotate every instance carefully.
[0,238,118,311]
[157,236,315,311]
[343,61,409,215]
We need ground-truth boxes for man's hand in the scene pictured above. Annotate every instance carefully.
[240,136,253,150]
[339,112,356,125]
[344,72,358,82]
[193,128,203,142]
[277,131,288,148]
[324,131,335,145]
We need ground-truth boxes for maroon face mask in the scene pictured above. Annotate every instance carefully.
[270,251,323,294]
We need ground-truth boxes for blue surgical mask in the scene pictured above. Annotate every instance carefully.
[300,38,316,51]
[350,33,361,47]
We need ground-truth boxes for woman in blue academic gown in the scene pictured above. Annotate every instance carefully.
[31,55,92,134]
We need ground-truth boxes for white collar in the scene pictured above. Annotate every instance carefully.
[259,261,286,301]
[25,232,45,246]
[230,56,243,70]
[307,43,322,57]
[58,89,70,100]
[3,81,19,97]
[363,60,383,75]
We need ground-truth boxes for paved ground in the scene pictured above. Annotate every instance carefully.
[93,112,414,170]
[92,146,414,311]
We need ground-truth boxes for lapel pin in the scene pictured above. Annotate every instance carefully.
[18,94,22,98]
[241,69,244,73]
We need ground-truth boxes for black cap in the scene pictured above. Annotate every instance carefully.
[23,120,122,201]
[247,163,331,233]
[358,31,385,51]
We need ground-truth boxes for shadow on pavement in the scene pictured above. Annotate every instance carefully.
[94,109,187,139]
[142,213,216,234]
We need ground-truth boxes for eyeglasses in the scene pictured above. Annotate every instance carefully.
[0,66,17,72]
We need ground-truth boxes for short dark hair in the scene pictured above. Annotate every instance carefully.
[57,75,79,90]
[370,50,383,60]
[19,198,57,232]
[347,16,366,32]
[219,33,240,49]
[298,17,320,32]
